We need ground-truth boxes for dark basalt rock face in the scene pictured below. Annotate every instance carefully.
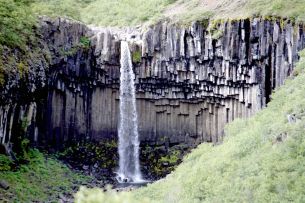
[1,17,305,153]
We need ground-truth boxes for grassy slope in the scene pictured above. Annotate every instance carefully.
[0,0,36,50]
[0,149,92,202]
[75,51,305,202]
[31,0,176,26]
[0,0,43,86]
[166,0,305,24]
[31,0,305,26]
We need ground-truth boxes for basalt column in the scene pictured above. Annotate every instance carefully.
[2,17,305,149]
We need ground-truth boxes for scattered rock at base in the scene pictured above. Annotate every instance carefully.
[0,180,9,190]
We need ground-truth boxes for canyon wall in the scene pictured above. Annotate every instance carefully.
[1,17,305,149]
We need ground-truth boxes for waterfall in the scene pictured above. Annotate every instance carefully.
[117,41,142,183]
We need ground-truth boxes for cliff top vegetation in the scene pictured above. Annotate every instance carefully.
[32,0,305,26]
[1,0,305,51]
[1,0,305,52]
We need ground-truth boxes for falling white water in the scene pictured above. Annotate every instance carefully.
[117,41,142,183]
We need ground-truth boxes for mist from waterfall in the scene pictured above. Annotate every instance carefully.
[117,41,142,183]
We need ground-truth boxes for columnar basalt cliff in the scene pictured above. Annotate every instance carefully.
[1,17,305,150]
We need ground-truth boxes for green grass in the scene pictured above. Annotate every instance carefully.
[165,0,305,24]
[0,149,92,202]
[0,0,36,50]
[75,50,305,202]
[243,0,305,21]
[29,0,305,26]
[0,0,44,87]
[31,0,177,26]
[31,0,84,21]
[0,155,13,171]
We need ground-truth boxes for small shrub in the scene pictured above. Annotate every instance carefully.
[17,62,28,79]
[211,29,223,40]
[0,155,12,171]
[199,18,210,29]
[132,50,142,63]
[79,36,91,49]
[60,36,91,57]
[159,150,180,165]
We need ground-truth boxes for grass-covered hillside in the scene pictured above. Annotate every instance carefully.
[31,0,176,26]
[164,0,305,24]
[31,0,305,26]
[75,50,305,202]
[0,0,36,50]
[0,0,47,87]
[0,149,92,202]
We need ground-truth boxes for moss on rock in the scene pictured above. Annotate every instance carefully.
[132,50,142,63]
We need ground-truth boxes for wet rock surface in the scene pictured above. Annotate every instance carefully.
[0,180,9,190]
[56,140,188,184]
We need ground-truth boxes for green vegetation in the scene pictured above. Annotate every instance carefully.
[159,150,180,165]
[59,140,118,171]
[0,0,36,51]
[32,0,177,26]
[132,50,142,63]
[0,149,92,202]
[60,36,91,57]
[31,0,84,21]
[210,29,223,40]
[244,0,305,21]
[0,155,13,172]
[11,118,32,161]
[0,103,93,203]
[28,0,305,26]
[17,62,29,79]
[75,50,305,202]
[80,36,91,48]
[0,0,48,88]
[0,64,5,86]
[166,0,305,24]
[140,144,185,178]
